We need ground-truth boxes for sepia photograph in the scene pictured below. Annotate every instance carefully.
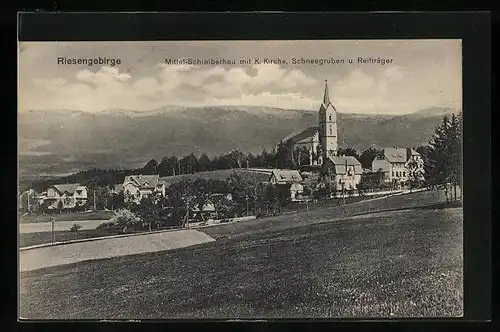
[18,39,463,319]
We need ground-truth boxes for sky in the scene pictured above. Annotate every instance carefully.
[18,40,462,115]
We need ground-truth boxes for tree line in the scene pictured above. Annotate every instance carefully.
[97,174,294,232]
[22,146,387,195]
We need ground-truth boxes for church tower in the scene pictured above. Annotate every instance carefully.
[318,79,338,161]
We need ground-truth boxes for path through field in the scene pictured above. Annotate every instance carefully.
[19,220,108,234]
[20,230,215,272]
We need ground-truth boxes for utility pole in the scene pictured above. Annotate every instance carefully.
[93,189,97,211]
[27,190,30,214]
[343,183,346,206]
[185,201,190,229]
[246,195,249,216]
[51,216,55,244]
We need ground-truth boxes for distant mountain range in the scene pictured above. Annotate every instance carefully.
[18,105,459,180]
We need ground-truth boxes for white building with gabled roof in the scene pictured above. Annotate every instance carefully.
[39,183,88,210]
[122,174,166,203]
[323,155,363,191]
[371,147,425,185]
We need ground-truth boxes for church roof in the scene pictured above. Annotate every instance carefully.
[320,79,337,112]
[323,79,330,105]
[280,126,319,145]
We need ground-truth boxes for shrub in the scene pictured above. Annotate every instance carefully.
[109,209,142,232]
[70,224,82,232]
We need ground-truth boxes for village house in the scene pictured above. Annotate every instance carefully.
[371,147,425,187]
[323,156,363,191]
[122,174,166,203]
[269,169,304,201]
[38,184,88,210]
[190,201,218,221]
[269,169,303,185]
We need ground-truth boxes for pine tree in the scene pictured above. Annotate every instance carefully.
[424,113,462,189]
[448,113,462,186]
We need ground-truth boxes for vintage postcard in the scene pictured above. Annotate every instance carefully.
[18,39,463,319]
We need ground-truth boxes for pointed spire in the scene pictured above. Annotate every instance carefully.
[323,79,330,106]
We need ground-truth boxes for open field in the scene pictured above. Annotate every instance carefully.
[19,202,463,319]
[19,210,114,223]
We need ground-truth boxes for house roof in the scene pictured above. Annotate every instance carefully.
[372,159,391,173]
[383,148,408,163]
[408,148,421,156]
[327,156,363,175]
[271,169,303,183]
[52,183,83,195]
[280,126,319,145]
[124,175,162,189]
[234,169,273,183]
[191,202,216,212]
[382,147,420,163]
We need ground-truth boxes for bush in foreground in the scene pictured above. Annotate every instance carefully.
[70,224,82,232]
[108,209,142,233]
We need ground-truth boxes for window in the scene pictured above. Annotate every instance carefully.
[329,126,332,135]
[392,171,394,176]
[329,115,332,121]
[403,172,406,177]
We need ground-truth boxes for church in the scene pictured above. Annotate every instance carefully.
[280,80,363,192]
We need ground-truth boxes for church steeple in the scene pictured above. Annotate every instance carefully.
[318,78,338,160]
[323,79,330,106]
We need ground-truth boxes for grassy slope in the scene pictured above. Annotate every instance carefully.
[20,192,462,319]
